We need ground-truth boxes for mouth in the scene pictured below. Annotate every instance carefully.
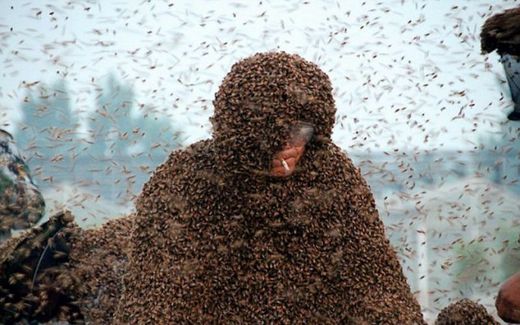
[269,122,314,178]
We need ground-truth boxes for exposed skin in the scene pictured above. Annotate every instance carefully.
[270,135,308,177]
[270,122,314,177]
[270,142,306,177]
[496,272,520,323]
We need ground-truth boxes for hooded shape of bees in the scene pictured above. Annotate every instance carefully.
[114,51,426,324]
[210,52,335,178]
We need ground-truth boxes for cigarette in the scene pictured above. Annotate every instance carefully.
[281,159,290,171]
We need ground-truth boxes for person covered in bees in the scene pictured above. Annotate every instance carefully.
[0,52,499,324]
[112,51,425,324]
[0,129,45,242]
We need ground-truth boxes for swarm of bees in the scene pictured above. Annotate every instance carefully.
[0,1,519,324]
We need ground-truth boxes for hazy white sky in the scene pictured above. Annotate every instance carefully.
[0,0,517,151]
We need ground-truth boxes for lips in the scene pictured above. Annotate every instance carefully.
[496,272,520,323]
[270,122,314,177]
[270,143,306,177]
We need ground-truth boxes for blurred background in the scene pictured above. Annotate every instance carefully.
[1,0,519,323]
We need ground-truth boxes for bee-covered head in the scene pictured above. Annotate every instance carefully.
[210,52,336,176]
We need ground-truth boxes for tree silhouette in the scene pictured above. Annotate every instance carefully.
[87,75,136,159]
[85,75,181,200]
[137,105,180,156]
[86,75,181,162]
[16,80,80,163]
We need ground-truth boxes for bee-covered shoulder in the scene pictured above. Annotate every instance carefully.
[136,139,214,209]
[151,139,213,177]
[319,142,380,224]
[321,142,364,183]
